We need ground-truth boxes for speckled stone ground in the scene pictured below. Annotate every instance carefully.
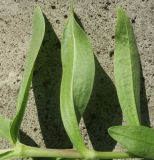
[0,0,154,160]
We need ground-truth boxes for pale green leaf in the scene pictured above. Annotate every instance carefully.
[60,9,95,158]
[108,125,154,159]
[0,116,13,144]
[10,6,45,143]
[0,149,17,160]
[114,7,141,125]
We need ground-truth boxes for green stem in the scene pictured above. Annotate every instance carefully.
[20,144,137,159]
[22,145,81,158]
[94,151,135,159]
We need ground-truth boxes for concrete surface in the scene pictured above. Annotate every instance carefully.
[0,0,154,159]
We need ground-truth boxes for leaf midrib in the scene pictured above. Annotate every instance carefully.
[121,12,140,125]
[71,16,83,143]
[111,129,154,147]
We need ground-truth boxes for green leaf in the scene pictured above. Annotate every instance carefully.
[0,149,17,160]
[114,7,141,125]
[0,116,13,144]
[10,6,45,143]
[108,126,154,159]
[60,9,95,158]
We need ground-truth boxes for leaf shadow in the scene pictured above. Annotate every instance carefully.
[83,55,150,154]
[73,12,123,152]
[140,62,151,160]
[30,14,72,159]
[140,63,150,127]
[19,12,150,160]
[83,57,122,152]
[20,131,55,160]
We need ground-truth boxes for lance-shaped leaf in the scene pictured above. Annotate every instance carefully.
[114,7,141,125]
[10,6,45,143]
[108,126,154,159]
[60,10,95,158]
[0,116,13,144]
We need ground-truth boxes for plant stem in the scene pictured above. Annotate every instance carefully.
[94,151,136,159]
[21,144,137,159]
[22,145,81,158]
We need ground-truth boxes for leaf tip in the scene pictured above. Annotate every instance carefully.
[108,126,115,135]
[116,6,128,19]
[108,126,122,136]
[69,3,74,17]
[67,5,76,25]
[34,5,42,14]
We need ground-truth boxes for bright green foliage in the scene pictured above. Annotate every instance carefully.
[60,9,95,158]
[108,126,154,159]
[114,7,141,125]
[10,6,45,143]
[0,116,13,144]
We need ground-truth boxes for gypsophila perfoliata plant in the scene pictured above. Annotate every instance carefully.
[0,5,153,160]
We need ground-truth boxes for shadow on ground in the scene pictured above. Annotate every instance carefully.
[20,15,71,160]
[33,15,71,160]
[32,15,72,150]
[19,13,150,160]
[140,63,150,127]
[75,12,123,151]
[84,57,122,151]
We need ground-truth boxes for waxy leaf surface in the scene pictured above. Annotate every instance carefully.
[10,6,45,143]
[0,116,13,144]
[60,10,95,157]
[109,126,154,159]
[114,8,141,125]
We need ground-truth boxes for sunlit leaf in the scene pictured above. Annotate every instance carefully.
[60,9,95,158]
[0,116,13,144]
[114,7,141,125]
[0,149,17,160]
[108,125,154,159]
[10,6,45,143]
